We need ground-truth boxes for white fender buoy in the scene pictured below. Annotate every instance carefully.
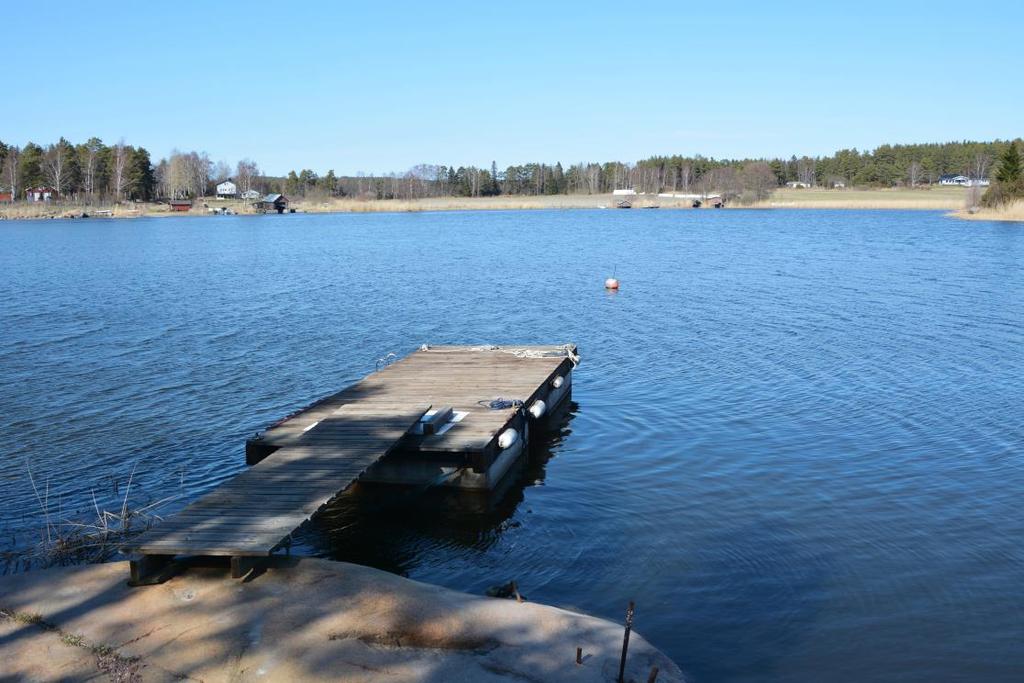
[528,399,547,419]
[551,375,564,389]
[498,428,518,449]
[604,277,620,290]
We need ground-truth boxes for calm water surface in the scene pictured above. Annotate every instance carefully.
[1,209,1021,681]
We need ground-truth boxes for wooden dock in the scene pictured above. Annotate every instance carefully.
[123,344,577,583]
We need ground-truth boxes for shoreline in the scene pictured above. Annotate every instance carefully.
[947,200,1024,222]
[0,557,683,682]
[2,186,1014,222]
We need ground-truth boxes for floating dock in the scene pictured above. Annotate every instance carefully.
[122,344,577,583]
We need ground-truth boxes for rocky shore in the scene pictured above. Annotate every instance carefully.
[0,558,683,682]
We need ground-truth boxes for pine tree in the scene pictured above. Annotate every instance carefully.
[982,141,1024,207]
[19,143,45,188]
[129,147,155,200]
[320,169,337,196]
[994,142,1021,184]
[285,170,300,196]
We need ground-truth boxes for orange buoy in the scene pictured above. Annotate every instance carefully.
[604,277,620,290]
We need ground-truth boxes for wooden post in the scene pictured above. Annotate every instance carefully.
[128,554,176,586]
[647,666,659,682]
[231,556,263,579]
[576,647,583,665]
[617,601,635,683]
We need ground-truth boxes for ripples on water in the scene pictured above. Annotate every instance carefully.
[1,210,1022,681]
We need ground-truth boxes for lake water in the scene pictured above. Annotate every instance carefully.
[1,209,1021,681]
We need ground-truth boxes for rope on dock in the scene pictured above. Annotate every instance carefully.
[375,352,398,369]
[465,344,580,367]
[479,398,524,410]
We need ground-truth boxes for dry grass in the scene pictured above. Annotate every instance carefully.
[0,201,166,220]
[1,464,178,574]
[0,198,259,220]
[1,186,978,220]
[950,200,1024,222]
[291,194,685,213]
[754,186,969,210]
[0,202,100,220]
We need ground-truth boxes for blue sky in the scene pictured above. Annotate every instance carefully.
[5,1,1022,175]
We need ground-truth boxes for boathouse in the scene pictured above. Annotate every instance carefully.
[0,192,12,203]
[216,180,238,198]
[169,199,193,212]
[258,193,289,213]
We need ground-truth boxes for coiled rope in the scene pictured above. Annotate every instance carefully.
[375,352,397,369]
[479,397,524,410]
[464,344,579,367]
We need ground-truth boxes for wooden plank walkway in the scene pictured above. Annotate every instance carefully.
[123,403,429,562]
[123,344,576,582]
[253,344,576,457]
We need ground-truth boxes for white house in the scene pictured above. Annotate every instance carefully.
[216,180,238,198]
[787,181,811,189]
[612,188,637,196]
[240,189,262,200]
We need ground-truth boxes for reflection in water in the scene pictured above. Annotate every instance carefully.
[297,401,578,577]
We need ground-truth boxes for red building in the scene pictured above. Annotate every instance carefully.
[25,186,57,202]
[169,199,193,212]
[0,192,12,203]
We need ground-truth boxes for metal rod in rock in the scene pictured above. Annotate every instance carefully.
[617,600,635,683]
[647,666,660,682]
[576,647,583,665]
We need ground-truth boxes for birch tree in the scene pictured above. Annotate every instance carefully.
[2,146,18,198]
[971,152,992,182]
[796,156,817,186]
[185,152,211,196]
[908,161,924,187]
[679,164,693,192]
[740,161,776,201]
[235,159,260,194]
[43,138,76,198]
[112,141,130,201]
[79,137,104,199]
[212,160,231,184]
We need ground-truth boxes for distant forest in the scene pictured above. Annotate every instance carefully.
[0,137,1019,205]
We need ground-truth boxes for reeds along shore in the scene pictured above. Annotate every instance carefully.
[2,186,1009,220]
[951,199,1024,222]
[1,465,178,575]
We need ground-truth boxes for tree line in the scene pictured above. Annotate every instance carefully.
[272,139,1020,204]
[0,138,262,203]
[1,136,1019,205]
[0,138,155,202]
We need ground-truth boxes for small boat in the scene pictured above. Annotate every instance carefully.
[615,200,632,209]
